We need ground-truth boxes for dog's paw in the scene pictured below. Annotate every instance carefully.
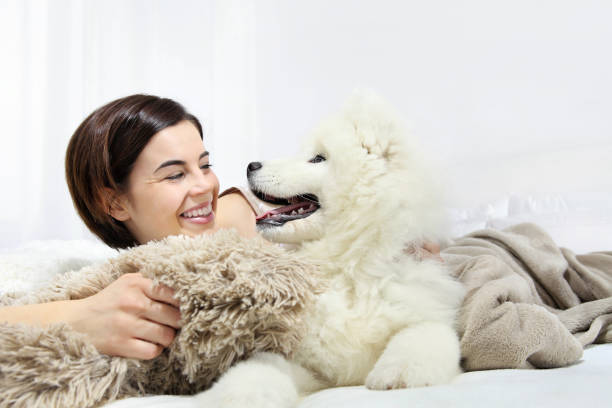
[365,360,457,390]
[195,353,299,408]
[366,323,462,390]
[365,361,411,390]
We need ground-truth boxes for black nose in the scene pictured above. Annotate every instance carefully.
[247,161,262,176]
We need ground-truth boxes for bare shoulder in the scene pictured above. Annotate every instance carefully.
[216,192,257,238]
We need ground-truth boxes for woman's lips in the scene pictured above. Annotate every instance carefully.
[180,201,214,224]
[182,211,215,225]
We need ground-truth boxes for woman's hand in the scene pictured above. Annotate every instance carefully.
[70,273,181,359]
[404,241,444,262]
[422,242,443,262]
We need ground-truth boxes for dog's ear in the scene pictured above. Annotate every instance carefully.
[357,119,398,161]
[360,137,394,161]
[345,90,400,162]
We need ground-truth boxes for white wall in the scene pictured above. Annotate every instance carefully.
[252,0,612,205]
[1,0,611,248]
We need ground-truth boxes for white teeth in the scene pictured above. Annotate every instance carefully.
[183,203,212,218]
[291,210,297,215]
[298,208,304,214]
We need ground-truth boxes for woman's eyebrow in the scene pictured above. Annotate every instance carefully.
[154,159,185,173]
[154,151,209,173]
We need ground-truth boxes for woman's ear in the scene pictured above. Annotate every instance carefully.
[103,188,131,222]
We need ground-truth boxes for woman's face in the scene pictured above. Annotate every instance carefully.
[113,120,220,244]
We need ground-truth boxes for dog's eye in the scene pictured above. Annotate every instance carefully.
[308,154,326,163]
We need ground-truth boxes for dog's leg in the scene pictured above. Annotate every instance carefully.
[195,352,323,408]
[365,322,461,389]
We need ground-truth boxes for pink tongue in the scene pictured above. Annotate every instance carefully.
[256,202,308,221]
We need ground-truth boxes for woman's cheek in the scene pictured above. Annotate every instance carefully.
[211,174,220,213]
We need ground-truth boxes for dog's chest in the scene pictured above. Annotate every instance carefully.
[293,281,402,386]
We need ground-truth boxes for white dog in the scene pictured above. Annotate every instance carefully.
[197,92,465,407]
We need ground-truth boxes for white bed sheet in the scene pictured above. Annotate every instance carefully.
[105,344,612,408]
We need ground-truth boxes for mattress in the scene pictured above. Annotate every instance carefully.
[105,343,611,408]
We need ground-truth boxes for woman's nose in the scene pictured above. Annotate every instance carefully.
[189,170,216,196]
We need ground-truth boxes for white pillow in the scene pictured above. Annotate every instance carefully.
[0,240,116,295]
[449,192,612,253]
[448,198,509,238]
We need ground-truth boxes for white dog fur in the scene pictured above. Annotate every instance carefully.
[197,91,465,407]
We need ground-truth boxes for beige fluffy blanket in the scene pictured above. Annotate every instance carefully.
[0,230,320,408]
[443,222,612,370]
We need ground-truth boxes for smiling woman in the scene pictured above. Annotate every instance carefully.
[0,94,256,360]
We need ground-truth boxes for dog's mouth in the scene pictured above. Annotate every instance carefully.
[253,191,320,227]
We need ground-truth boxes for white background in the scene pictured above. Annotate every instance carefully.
[1,0,611,248]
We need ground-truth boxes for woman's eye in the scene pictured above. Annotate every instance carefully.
[200,163,213,170]
[166,172,184,181]
[308,154,326,163]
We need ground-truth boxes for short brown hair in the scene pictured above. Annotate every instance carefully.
[66,94,203,249]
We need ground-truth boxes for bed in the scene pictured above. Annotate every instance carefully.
[103,343,611,408]
[1,186,610,407]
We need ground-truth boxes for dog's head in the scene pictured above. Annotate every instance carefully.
[248,91,445,250]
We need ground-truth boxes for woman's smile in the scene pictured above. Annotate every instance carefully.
[180,201,215,224]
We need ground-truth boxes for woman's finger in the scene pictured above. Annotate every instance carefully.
[143,300,182,329]
[120,338,165,360]
[133,317,177,348]
[423,242,441,254]
[143,281,180,307]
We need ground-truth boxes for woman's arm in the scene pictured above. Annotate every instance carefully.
[0,300,78,326]
[0,273,181,360]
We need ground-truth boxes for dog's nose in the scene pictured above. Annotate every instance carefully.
[247,161,262,176]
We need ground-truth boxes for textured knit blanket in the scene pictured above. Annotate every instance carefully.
[442,223,612,370]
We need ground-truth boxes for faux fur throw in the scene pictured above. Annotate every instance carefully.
[0,230,320,408]
[442,223,612,370]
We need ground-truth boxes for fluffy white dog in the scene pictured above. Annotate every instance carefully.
[197,92,465,407]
